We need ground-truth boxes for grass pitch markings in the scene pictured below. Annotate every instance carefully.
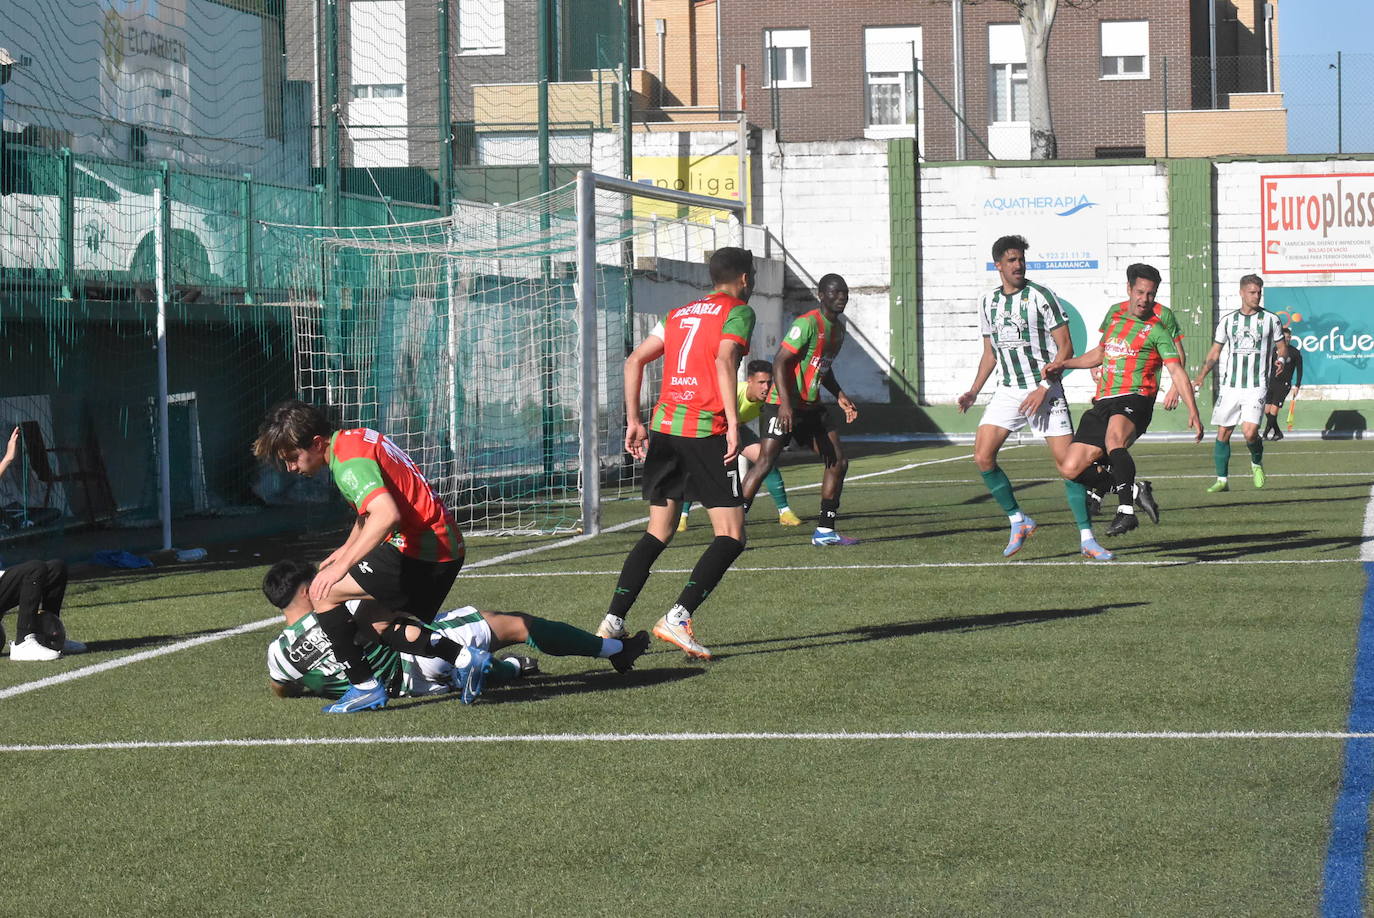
[0,450,976,703]
[2,729,1371,754]
[458,557,1356,579]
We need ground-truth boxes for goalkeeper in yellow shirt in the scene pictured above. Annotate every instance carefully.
[679,360,800,530]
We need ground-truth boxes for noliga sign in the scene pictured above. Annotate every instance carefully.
[1261,173,1374,274]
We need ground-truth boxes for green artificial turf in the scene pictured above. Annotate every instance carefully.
[0,440,1368,916]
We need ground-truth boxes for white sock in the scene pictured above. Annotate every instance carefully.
[777,505,791,515]
[603,614,625,632]
[666,603,690,626]
[1216,476,1229,482]
[1009,511,1025,525]
[1079,529,1095,543]
[1117,504,1135,515]
[815,526,834,534]
[599,638,623,658]
[354,678,379,691]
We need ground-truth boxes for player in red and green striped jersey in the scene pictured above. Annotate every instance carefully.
[742,273,860,546]
[1044,263,1203,551]
[596,247,757,660]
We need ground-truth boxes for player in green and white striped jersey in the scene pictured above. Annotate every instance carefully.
[263,560,649,702]
[958,235,1083,558]
[1191,275,1288,492]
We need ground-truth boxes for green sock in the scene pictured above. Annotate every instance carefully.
[1213,440,1232,478]
[523,616,603,657]
[1064,479,1091,530]
[1246,438,1264,465]
[763,467,789,510]
[980,467,1020,515]
[680,501,693,518]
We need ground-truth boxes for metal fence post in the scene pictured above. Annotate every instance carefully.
[240,173,255,304]
[59,148,75,301]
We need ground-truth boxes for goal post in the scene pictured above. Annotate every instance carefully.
[574,170,746,535]
[261,173,751,537]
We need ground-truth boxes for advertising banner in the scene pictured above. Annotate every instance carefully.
[968,180,1111,275]
[1260,173,1374,274]
[633,155,749,220]
[1266,285,1374,384]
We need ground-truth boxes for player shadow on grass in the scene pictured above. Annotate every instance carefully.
[386,666,705,710]
[708,602,1146,659]
[1125,529,1365,562]
[74,629,226,654]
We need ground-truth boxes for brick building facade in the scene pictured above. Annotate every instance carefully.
[717,0,1278,160]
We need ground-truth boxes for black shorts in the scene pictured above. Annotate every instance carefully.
[1265,380,1292,407]
[349,542,461,623]
[1072,394,1155,449]
[760,403,835,452]
[641,431,743,509]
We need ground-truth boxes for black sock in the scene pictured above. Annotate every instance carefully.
[315,604,376,685]
[1265,414,1279,435]
[608,533,667,619]
[1108,448,1136,506]
[379,621,462,664]
[818,497,839,529]
[674,536,745,614]
[1072,462,1114,496]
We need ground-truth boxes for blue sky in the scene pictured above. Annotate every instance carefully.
[1279,0,1374,152]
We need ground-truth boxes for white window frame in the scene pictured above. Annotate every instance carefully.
[863,26,923,140]
[764,29,811,89]
[459,0,506,57]
[987,24,1028,125]
[1100,20,1150,81]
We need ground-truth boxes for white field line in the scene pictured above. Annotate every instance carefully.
[1,729,1369,754]
[0,451,975,703]
[1363,483,1374,563]
[844,472,1374,487]
[458,557,1355,579]
[0,617,281,702]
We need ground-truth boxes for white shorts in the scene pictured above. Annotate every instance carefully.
[979,382,1074,438]
[1210,386,1266,429]
[400,605,492,696]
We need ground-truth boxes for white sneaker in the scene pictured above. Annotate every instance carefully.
[652,611,712,660]
[62,637,88,654]
[595,616,629,640]
[9,635,62,662]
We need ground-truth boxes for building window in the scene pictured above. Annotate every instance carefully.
[459,0,506,56]
[864,26,922,132]
[764,29,811,88]
[987,23,1028,123]
[351,84,405,99]
[1101,20,1149,79]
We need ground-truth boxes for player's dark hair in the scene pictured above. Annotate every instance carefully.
[992,235,1028,261]
[1126,263,1161,287]
[817,273,848,292]
[252,399,334,461]
[262,559,318,609]
[709,246,754,285]
[1282,326,1292,335]
[1240,273,1263,289]
[746,359,773,376]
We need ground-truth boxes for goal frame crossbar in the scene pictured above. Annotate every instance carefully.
[574,171,747,535]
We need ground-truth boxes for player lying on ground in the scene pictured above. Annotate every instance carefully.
[1192,274,1287,492]
[1043,263,1203,554]
[956,234,1078,558]
[253,400,472,713]
[264,560,649,704]
[678,359,801,531]
[741,273,861,547]
[597,246,756,661]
